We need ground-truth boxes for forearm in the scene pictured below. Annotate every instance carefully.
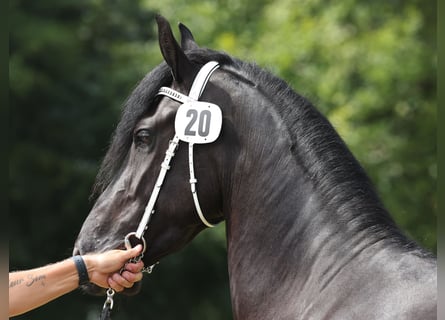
[9,258,78,317]
[9,246,144,317]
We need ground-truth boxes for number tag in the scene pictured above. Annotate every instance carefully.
[175,101,222,144]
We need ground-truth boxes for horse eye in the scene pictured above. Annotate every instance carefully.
[134,129,153,148]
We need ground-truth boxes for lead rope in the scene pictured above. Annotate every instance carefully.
[100,288,114,320]
[98,61,219,320]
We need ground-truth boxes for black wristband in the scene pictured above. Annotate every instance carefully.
[72,255,90,286]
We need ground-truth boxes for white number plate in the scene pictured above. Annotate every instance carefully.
[175,101,222,144]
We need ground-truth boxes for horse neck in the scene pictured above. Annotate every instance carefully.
[222,87,405,318]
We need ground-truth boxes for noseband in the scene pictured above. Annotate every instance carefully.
[124,61,221,254]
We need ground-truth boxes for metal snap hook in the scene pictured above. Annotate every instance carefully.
[103,288,115,310]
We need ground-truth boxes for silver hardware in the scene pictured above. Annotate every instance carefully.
[142,262,159,274]
[103,288,115,310]
[124,231,147,254]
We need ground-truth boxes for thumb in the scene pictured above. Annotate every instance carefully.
[124,244,143,259]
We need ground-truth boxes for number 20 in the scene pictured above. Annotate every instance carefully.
[184,109,212,137]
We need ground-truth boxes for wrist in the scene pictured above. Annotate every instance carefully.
[72,255,90,286]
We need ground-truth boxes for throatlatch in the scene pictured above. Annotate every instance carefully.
[99,61,221,320]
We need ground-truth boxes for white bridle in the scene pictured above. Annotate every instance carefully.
[124,61,220,254]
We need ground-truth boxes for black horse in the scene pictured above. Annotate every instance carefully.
[74,16,436,319]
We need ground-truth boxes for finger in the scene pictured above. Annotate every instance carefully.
[111,272,134,289]
[124,261,144,273]
[121,270,143,283]
[107,277,124,292]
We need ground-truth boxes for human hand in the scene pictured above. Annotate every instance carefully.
[83,245,144,292]
[107,259,144,292]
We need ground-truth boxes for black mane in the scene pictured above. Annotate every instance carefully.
[239,61,390,216]
[230,59,430,254]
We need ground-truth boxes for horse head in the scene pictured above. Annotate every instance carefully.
[73,16,237,295]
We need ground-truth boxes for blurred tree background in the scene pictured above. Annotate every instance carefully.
[9,0,436,319]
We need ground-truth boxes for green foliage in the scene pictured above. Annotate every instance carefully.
[10,0,435,319]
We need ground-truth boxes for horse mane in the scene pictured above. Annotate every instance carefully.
[237,62,389,216]
[230,59,430,254]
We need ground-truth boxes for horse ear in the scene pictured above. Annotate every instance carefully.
[156,15,193,83]
[179,22,199,51]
